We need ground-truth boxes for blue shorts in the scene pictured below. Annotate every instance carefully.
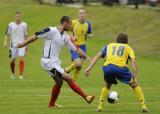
[103,64,132,85]
[70,44,86,61]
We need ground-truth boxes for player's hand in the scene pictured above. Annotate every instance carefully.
[25,46,28,51]
[87,34,93,39]
[84,68,91,77]
[4,42,7,48]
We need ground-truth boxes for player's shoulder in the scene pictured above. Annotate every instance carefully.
[123,43,132,49]
[108,43,126,48]
[72,19,78,25]
[64,31,70,38]
[8,22,15,26]
[21,22,27,26]
[108,43,133,50]
[50,26,61,34]
[126,44,134,52]
[35,26,55,36]
[85,20,91,25]
[108,42,117,46]
[72,19,78,23]
[42,26,56,32]
[50,26,56,30]
[121,43,134,51]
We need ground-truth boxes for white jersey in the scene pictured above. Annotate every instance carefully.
[6,22,28,47]
[35,27,77,71]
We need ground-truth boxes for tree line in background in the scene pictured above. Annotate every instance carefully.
[39,0,159,7]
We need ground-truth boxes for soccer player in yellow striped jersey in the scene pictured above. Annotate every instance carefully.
[85,33,149,113]
[65,8,93,80]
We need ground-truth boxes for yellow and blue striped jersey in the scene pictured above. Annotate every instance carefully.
[70,19,92,45]
[101,43,135,67]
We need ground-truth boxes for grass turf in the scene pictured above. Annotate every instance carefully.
[0,0,160,114]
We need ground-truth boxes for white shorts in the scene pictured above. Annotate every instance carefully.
[46,64,64,78]
[41,58,64,78]
[9,47,25,59]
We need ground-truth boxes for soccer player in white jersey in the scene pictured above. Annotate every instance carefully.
[16,16,95,108]
[4,11,28,79]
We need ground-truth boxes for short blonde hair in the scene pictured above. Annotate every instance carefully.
[16,11,21,14]
[79,7,86,11]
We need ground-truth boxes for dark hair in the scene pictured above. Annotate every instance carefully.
[60,16,70,24]
[116,32,128,44]
[16,11,21,14]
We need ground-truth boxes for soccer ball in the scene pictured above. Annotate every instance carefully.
[107,91,119,104]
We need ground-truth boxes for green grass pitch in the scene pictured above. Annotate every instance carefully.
[0,0,160,114]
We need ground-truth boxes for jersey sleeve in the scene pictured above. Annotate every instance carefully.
[128,46,135,59]
[6,23,12,36]
[86,21,92,34]
[65,35,78,51]
[35,27,53,40]
[101,46,107,58]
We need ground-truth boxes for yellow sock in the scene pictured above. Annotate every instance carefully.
[72,69,80,81]
[98,86,109,110]
[134,86,147,109]
[65,63,76,73]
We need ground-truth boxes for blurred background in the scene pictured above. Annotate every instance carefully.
[40,0,160,8]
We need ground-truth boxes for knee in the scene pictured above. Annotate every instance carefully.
[64,73,73,83]
[75,62,82,70]
[56,79,63,87]
[19,57,24,61]
[10,59,15,64]
[105,84,111,89]
[130,81,138,89]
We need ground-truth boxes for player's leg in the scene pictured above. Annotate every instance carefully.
[65,50,78,73]
[97,65,117,112]
[51,65,95,104]
[116,66,148,112]
[9,48,16,79]
[65,55,82,81]
[47,68,64,108]
[62,71,95,103]
[48,76,63,108]
[65,63,76,73]
[96,83,111,112]
[10,58,15,79]
[18,47,25,79]
[129,81,148,112]
[72,45,86,80]
[18,56,24,79]
[65,45,86,81]
[72,58,83,80]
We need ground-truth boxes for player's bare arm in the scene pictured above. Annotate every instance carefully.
[24,34,29,50]
[16,35,37,48]
[85,51,103,76]
[130,58,137,82]
[87,34,93,39]
[4,35,9,48]
[76,47,91,61]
